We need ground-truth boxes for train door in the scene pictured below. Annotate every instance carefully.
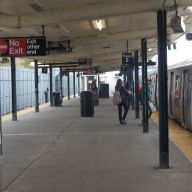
[173,72,182,123]
[187,74,192,131]
[169,72,174,117]
[183,71,188,128]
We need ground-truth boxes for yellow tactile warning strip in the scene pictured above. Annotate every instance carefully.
[2,103,49,122]
[151,112,192,162]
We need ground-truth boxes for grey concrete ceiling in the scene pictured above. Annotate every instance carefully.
[0,0,191,71]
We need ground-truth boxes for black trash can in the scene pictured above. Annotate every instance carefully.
[80,91,94,117]
[91,90,99,106]
[99,84,109,98]
[44,91,48,103]
[53,92,61,106]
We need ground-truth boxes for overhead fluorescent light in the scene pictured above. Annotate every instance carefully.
[187,6,192,12]
[92,19,106,31]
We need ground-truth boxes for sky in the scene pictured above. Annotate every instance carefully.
[104,34,192,89]
[167,34,192,66]
[152,34,192,67]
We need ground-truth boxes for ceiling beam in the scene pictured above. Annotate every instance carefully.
[71,28,157,47]
[34,41,156,62]
[0,0,190,27]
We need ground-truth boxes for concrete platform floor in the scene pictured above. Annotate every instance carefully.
[1,97,192,192]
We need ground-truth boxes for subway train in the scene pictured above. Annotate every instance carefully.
[150,60,192,131]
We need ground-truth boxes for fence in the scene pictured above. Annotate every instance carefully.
[0,67,80,115]
[56,72,79,97]
[0,67,78,115]
[0,67,50,115]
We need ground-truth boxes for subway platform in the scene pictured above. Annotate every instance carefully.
[1,97,192,192]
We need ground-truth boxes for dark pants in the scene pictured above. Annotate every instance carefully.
[118,102,129,122]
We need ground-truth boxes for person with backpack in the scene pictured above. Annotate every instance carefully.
[115,79,130,125]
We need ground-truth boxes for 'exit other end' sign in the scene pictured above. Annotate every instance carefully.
[0,36,46,57]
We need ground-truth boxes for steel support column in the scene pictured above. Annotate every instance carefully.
[68,73,70,100]
[131,65,135,110]
[49,64,53,107]
[141,39,148,133]
[34,59,39,112]
[97,74,100,90]
[134,50,139,118]
[0,92,2,154]
[11,57,17,121]
[126,70,128,85]
[78,72,80,96]
[60,67,63,103]
[123,69,126,86]
[73,71,75,98]
[157,10,169,168]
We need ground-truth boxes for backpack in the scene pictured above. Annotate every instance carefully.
[113,89,122,105]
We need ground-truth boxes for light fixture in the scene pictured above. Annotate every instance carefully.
[173,43,176,49]
[92,19,106,31]
[186,33,192,41]
[148,48,152,52]
[187,6,192,12]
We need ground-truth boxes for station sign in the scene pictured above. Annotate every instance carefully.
[79,58,92,65]
[0,36,46,57]
[47,40,72,54]
[83,68,95,75]
[122,52,133,65]
[42,67,48,74]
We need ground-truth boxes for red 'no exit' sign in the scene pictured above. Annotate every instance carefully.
[0,40,8,54]
[0,36,46,57]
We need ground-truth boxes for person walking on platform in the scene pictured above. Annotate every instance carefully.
[115,79,130,125]
[91,79,98,92]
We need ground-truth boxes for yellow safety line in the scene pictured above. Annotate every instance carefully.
[151,112,192,162]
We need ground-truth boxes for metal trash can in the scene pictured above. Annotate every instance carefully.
[91,90,99,106]
[80,91,94,117]
[53,92,61,106]
[99,84,109,98]
[44,91,48,103]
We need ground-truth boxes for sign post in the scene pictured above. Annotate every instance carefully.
[11,57,17,121]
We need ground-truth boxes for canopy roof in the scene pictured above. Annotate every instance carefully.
[0,0,191,71]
